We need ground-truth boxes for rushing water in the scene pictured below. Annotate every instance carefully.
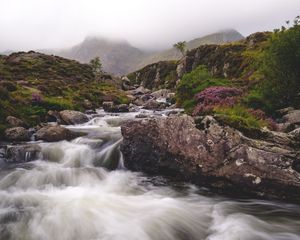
[0,109,300,240]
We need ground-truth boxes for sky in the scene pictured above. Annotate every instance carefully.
[0,0,299,52]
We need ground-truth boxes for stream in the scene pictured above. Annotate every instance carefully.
[0,109,300,240]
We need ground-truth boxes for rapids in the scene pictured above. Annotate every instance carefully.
[0,109,300,240]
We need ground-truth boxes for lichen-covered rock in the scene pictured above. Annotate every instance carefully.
[59,110,89,125]
[35,125,81,142]
[5,127,31,142]
[121,115,300,202]
[102,101,129,113]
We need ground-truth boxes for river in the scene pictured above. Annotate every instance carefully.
[0,109,300,240]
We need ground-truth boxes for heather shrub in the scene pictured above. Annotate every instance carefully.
[176,65,230,113]
[192,86,242,115]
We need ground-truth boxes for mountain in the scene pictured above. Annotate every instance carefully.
[48,30,244,76]
[50,37,147,76]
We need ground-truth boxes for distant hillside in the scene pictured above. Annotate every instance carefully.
[136,29,244,70]
[0,51,128,135]
[46,30,244,76]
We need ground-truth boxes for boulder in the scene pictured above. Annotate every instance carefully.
[282,110,300,125]
[59,110,89,125]
[6,116,28,128]
[143,99,167,110]
[45,110,62,123]
[102,101,129,113]
[5,127,31,142]
[121,115,300,203]
[5,144,41,163]
[129,86,151,96]
[35,125,81,142]
[151,89,170,99]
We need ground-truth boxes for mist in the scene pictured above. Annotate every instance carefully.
[0,0,299,52]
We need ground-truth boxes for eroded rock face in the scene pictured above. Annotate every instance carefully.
[5,127,31,142]
[59,110,89,125]
[121,115,300,202]
[35,125,81,142]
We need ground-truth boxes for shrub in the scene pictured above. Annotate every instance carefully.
[193,86,242,115]
[176,65,231,113]
[259,19,300,110]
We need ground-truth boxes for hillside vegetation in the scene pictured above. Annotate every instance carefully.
[0,51,128,137]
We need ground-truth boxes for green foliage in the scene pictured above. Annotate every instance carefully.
[176,65,231,113]
[39,97,75,111]
[259,20,300,110]
[214,105,269,131]
[89,56,102,76]
[173,41,186,56]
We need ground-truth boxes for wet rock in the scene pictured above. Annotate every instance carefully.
[35,125,81,142]
[6,116,28,128]
[46,110,62,123]
[5,144,41,163]
[102,102,129,113]
[59,110,89,125]
[85,110,97,115]
[5,127,31,142]
[121,115,300,202]
[83,99,93,109]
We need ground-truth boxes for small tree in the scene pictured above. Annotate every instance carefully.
[173,41,186,56]
[89,56,102,76]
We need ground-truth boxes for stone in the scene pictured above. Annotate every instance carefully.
[59,110,89,125]
[121,115,300,203]
[35,125,81,142]
[5,144,41,163]
[282,110,300,125]
[102,101,129,113]
[6,116,28,128]
[143,99,167,110]
[151,89,170,99]
[5,127,31,142]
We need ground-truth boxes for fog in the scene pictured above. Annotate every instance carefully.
[0,0,299,52]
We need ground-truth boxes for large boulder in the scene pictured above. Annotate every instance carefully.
[121,115,300,202]
[35,125,81,142]
[5,127,31,142]
[151,89,170,99]
[6,116,28,128]
[143,99,167,110]
[59,110,89,125]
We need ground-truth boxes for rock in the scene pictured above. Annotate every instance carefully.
[151,89,170,99]
[83,99,93,109]
[35,125,81,142]
[102,101,114,112]
[143,99,167,110]
[5,127,31,142]
[59,110,89,125]
[5,144,41,163]
[46,110,62,123]
[135,114,148,119]
[121,115,300,203]
[289,128,300,141]
[282,110,300,125]
[6,116,28,128]
[102,102,129,113]
[85,110,97,115]
[277,107,295,115]
[129,86,151,96]
[166,93,176,104]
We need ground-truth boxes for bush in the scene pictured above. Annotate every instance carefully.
[176,65,230,113]
[193,86,242,115]
[259,20,300,110]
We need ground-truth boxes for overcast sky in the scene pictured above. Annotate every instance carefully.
[0,0,299,52]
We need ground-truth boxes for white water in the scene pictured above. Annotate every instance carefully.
[0,109,300,240]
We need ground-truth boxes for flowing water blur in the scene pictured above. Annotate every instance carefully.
[0,109,300,240]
